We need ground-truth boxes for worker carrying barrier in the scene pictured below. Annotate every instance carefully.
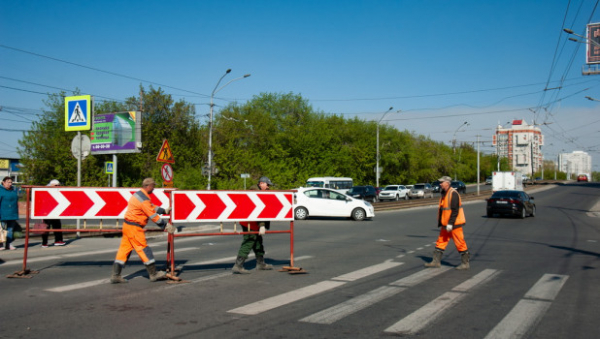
[8,186,171,278]
[167,190,302,282]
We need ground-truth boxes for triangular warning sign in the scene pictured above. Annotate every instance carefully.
[156,139,175,163]
[69,102,86,123]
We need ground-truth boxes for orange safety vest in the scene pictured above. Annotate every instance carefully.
[124,190,162,227]
[438,188,466,226]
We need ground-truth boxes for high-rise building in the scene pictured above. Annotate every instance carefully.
[493,119,544,176]
[559,151,592,178]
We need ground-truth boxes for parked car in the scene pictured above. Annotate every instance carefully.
[450,180,467,194]
[408,183,433,199]
[485,176,492,185]
[347,185,378,203]
[431,181,441,193]
[486,190,536,219]
[293,187,375,221]
[378,185,410,201]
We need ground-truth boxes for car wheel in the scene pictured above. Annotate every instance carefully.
[520,207,526,219]
[351,208,366,221]
[404,194,409,200]
[530,206,536,217]
[372,196,378,203]
[395,195,400,201]
[294,207,308,220]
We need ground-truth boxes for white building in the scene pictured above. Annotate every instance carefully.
[493,119,544,176]
[559,151,592,178]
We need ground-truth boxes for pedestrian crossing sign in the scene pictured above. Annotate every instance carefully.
[156,139,175,163]
[65,95,92,131]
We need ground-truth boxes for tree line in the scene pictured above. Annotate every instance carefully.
[18,87,518,189]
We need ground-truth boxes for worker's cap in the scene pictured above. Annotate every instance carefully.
[142,178,156,187]
[258,176,274,186]
[438,176,452,183]
[47,179,60,186]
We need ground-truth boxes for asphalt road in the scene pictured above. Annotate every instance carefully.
[1,182,599,339]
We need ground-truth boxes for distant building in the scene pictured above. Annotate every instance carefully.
[493,119,544,175]
[559,151,592,178]
[0,158,23,183]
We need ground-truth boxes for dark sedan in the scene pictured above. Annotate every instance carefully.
[486,190,536,219]
[450,180,466,194]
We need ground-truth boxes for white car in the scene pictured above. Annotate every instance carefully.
[293,187,375,221]
[378,185,410,201]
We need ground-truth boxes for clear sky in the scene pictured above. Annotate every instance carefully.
[1,0,599,172]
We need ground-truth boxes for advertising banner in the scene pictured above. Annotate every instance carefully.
[91,111,142,154]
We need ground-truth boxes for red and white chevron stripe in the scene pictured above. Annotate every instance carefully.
[30,188,171,219]
[171,190,293,222]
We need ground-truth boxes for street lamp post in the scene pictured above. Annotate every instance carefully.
[452,121,469,180]
[376,107,399,188]
[207,69,251,190]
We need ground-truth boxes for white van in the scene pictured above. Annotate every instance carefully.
[305,177,353,194]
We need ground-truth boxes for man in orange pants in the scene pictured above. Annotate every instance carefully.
[110,178,175,283]
[424,176,470,270]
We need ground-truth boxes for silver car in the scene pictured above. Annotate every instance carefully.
[408,183,433,199]
[378,185,410,201]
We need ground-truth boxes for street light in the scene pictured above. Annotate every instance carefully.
[563,28,600,48]
[376,107,399,188]
[207,69,251,190]
[453,121,469,180]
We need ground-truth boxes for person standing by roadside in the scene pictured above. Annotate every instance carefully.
[0,176,20,250]
[41,179,66,248]
[110,178,175,283]
[424,175,470,270]
[232,176,274,274]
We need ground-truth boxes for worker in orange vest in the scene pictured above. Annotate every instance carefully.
[110,178,175,283]
[425,176,470,270]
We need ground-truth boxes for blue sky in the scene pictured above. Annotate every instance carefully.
[1,0,599,172]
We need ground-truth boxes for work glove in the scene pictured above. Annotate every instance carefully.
[164,207,172,214]
[446,224,453,232]
[259,226,266,235]
[165,223,176,234]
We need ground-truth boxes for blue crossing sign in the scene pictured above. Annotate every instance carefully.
[105,161,114,174]
[65,95,92,131]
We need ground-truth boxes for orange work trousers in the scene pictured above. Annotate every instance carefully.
[114,224,155,266]
[435,226,468,252]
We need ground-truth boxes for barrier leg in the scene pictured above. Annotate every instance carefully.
[7,187,39,279]
[279,221,307,274]
[165,232,186,283]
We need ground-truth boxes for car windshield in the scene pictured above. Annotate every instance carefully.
[384,186,398,191]
[348,187,363,194]
[413,184,425,189]
[491,191,520,199]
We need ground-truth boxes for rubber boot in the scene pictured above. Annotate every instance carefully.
[232,256,250,274]
[456,251,470,270]
[424,249,443,268]
[256,256,273,270]
[146,263,167,281]
[110,263,128,284]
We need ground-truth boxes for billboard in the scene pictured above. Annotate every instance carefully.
[587,23,600,64]
[90,111,142,154]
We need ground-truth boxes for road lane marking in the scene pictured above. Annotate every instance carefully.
[384,269,501,335]
[299,286,405,324]
[300,267,452,324]
[389,266,452,287]
[331,261,403,281]
[484,274,568,339]
[228,281,346,315]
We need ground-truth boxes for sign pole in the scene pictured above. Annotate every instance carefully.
[112,154,117,187]
[76,131,81,238]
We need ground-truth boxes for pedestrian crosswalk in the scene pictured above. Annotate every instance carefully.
[227,261,568,338]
